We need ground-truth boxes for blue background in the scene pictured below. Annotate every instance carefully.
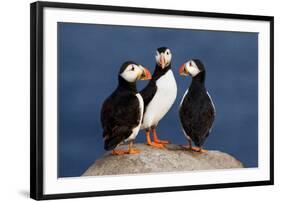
[58,23,258,177]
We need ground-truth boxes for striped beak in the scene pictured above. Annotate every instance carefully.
[159,54,166,69]
[140,67,152,80]
[179,63,188,76]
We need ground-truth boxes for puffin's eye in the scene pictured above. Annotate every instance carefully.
[166,51,169,55]
[131,66,135,71]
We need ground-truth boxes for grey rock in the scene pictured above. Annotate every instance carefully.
[82,143,243,176]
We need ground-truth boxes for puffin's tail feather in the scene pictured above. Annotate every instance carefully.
[104,126,131,151]
[193,132,209,147]
[104,136,124,151]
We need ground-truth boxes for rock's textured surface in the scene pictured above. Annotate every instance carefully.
[83,143,243,176]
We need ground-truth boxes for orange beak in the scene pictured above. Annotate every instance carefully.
[179,64,188,76]
[160,54,166,69]
[140,67,152,80]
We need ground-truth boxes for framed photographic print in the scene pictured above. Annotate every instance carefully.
[30,1,274,200]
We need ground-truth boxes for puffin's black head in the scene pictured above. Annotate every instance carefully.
[179,59,205,77]
[119,61,151,83]
[155,47,172,69]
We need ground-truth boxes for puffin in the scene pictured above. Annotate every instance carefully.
[101,61,151,155]
[178,59,215,152]
[140,47,177,148]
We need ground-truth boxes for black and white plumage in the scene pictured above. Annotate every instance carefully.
[101,61,151,155]
[179,59,215,152]
[140,47,177,148]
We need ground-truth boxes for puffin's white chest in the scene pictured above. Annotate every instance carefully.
[141,70,177,129]
[126,93,144,141]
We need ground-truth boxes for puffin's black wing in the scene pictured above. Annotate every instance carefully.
[140,80,157,108]
[179,91,215,147]
[101,91,141,150]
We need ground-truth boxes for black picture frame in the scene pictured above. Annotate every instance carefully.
[30,1,274,200]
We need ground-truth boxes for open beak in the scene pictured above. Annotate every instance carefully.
[160,54,166,69]
[140,67,152,80]
[179,64,188,76]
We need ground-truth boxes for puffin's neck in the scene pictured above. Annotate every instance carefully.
[117,76,137,93]
[191,71,206,87]
[152,63,171,81]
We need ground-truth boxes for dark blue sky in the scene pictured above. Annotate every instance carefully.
[58,22,258,177]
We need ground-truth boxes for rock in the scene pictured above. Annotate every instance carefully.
[82,143,243,176]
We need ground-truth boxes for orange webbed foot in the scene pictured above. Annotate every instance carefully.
[145,130,165,149]
[112,149,128,155]
[191,146,207,153]
[153,139,170,144]
[112,148,141,155]
[147,141,165,149]
[197,148,208,153]
[128,148,141,154]
[151,127,170,145]
[181,145,207,153]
